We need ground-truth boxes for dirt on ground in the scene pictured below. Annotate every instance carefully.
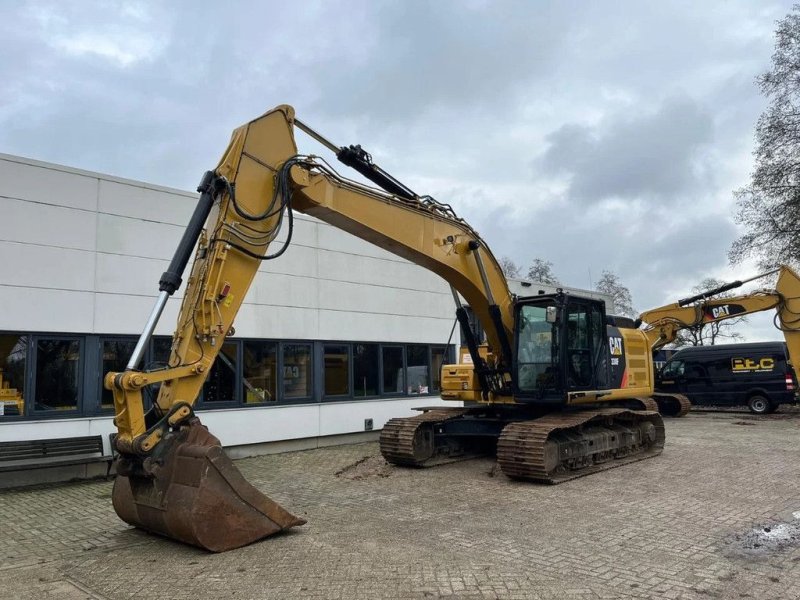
[334,455,394,480]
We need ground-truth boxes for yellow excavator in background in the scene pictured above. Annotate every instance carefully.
[637,266,800,415]
[107,105,713,552]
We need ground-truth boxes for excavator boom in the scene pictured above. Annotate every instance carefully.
[639,265,800,380]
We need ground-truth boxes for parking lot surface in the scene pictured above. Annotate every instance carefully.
[1,409,800,599]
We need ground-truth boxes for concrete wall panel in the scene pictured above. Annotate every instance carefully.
[1,197,96,251]
[0,242,95,292]
[96,213,182,260]
[98,179,194,225]
[0,286,94,333]
[317,309,453,344]
[0,157,98,211]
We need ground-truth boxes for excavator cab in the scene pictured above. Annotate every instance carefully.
[513,293,610,402]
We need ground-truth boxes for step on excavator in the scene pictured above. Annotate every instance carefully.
[636,266,800,416]
[108,105,797,552]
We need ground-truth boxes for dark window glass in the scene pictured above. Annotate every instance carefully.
[566,304,591,388]
[0,334,27,417]
[35,339,80,412]
[283,344,312,398]
[203,342,238,403]
[324,344,350,396]
[431,346,448,393]
[353,344,379,397]
[407,345,430,395]
[382,346,404,394]
[150,337,173,368]
[517,304,557,392]
[101,339,137,410]
[661,360,684,377]
[243,340,278,403]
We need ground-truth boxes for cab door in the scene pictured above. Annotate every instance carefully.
[564,300,609,392]
[657,358,686,393]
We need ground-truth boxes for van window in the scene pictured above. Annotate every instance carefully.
[661,360,684,377]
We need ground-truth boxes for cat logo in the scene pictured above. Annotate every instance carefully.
[731,357,775,372]
[609,337,623,356]
[710,305,730,319]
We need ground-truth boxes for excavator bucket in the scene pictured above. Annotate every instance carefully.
[112,419,305,552]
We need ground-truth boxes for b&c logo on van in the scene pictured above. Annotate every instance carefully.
[731,357,775,373]
[609,337,623,356]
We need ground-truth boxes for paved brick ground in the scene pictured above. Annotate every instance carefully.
[2,409,800,599]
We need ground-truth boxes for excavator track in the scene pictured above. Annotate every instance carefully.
[652,393,692,417]
[380,408,472,467]
[627,397,659,412]
[496,409,665,484]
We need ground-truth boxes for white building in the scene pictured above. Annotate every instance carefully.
[0,152,612,486]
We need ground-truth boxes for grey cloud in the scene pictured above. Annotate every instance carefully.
[478,198,739,311]
[538,97,714,205]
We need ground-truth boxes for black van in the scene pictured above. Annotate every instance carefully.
[655,342,798,414]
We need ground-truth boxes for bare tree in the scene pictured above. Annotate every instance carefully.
[672,278,747,347]
[730,6,800,269]
[498,256,521,278]
[595,270,635,318]
[527,258,559,284]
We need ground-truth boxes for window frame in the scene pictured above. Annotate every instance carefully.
[95,335,139,415]
[322,342,352,400]
[0,329,456,421]
[349,341,382,401]
[29,334,85,418]
[198,339,242,408]
[0,331,30,421]
[241,338,280,406]
[279,340,315,404]
[380,344,406,397]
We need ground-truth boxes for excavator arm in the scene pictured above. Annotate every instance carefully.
[105,105,515,551]
[638,265,800,374]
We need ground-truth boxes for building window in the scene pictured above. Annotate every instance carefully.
[203,342,238,404]
[283,343,312,399]
[353,343,379,398]
[407,344,430,395]
[431,346,449,393]
[324,344,350,397]
[150,337,173,368]
[100,338,137,411]
[34,338,81,413]
[243,340,278,403]
[382,346,404,394]
[0,334,27,417]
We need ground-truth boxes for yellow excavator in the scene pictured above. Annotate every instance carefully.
[107,105,696,552]
[635,266,800,415]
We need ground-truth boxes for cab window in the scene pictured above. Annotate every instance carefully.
[661,359,684,377]
[566,304,592,388]
[517,305,557,392]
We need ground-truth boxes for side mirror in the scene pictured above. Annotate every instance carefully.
[545,306,558,324]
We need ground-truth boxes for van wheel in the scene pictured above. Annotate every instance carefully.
[748,395,770,415]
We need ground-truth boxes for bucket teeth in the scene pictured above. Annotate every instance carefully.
[112,418,305,552]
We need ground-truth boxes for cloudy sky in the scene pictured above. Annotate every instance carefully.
[1,0,794,340]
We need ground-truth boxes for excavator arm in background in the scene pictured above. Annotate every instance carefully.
[638,265,800,375]
[106,105,515,551]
